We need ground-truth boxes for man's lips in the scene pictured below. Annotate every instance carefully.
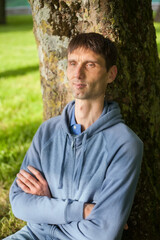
[73,83,87,89]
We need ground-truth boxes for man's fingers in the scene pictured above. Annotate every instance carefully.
[17,170,39,188]
[16,167,51,197]
[27,166,46,183]
[16,179,31,193]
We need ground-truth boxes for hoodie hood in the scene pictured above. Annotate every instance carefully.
[61,100,124,137]
[58,100,124,189]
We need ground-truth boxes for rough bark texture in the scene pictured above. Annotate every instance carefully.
[29,0,160,239]
[0,0,6,25]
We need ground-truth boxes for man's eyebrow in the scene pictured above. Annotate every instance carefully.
[67,59,76,62]
[85,60,99,63]
[67,59,99,63]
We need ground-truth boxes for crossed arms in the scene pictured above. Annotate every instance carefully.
[16,165,95,219]
[11,159,137,240]
[16,165,129,229]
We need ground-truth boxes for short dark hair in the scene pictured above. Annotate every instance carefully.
[68,32,117,71]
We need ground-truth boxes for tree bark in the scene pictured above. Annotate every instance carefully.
[29,0,160,239]
[0,0,6,25]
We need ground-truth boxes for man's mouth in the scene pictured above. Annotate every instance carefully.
[73,83,87,89]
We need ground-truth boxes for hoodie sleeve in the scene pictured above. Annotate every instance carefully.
[54,137,143,240]
[9,125,84,224]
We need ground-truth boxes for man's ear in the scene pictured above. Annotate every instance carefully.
[107,65,117,84]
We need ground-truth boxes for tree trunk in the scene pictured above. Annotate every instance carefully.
[0,0,6,25]
[29,0,160,239]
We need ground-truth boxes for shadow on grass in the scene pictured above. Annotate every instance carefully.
[0,15,34,33]
[0,64,39,78]
[0,25,33,33]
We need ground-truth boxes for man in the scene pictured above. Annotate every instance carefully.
[4,33,143,240]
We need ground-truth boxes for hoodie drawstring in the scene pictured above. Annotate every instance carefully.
[58,134,67,189]
[58,133,87,190]
[73,133,87,189]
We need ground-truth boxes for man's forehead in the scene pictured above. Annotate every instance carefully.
[68,47,91,55]
[67,47,105,62]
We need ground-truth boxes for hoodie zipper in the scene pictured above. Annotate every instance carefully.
[71,138,76,197]
[71,139,75,149]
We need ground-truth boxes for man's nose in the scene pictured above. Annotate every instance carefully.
[74,65,85,79]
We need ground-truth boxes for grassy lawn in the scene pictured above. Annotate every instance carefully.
[154,22,160,56]
[0,15,42,239]
[0,14,160,239]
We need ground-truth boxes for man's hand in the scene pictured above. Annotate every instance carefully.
[124,223,128,230]
[16,166,51,198]
[83,203,128,230]
[83,203,95,219]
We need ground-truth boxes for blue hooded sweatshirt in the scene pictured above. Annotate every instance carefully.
[9,101,143,240]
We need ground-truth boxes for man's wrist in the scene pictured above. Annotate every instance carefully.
[66,200,84,222]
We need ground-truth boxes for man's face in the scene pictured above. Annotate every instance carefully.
[67,47,110,100]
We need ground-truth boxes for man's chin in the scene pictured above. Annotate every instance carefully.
[73,93,88,100]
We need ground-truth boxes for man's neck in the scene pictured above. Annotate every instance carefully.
[75,97,105,132]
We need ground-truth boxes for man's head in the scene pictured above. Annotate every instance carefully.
[67,33,117,100]
[68,32,117,72]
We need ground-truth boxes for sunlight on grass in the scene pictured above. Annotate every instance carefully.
[0,15,42,188]
[0,16,42,237]
[0,15,39,72]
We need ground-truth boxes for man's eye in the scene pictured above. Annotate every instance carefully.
[69,62,76,66]
[86,63,95,68]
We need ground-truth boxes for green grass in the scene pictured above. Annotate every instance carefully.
[0,15,160,239]
[0,15,42,239]
[154,22,160,57]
